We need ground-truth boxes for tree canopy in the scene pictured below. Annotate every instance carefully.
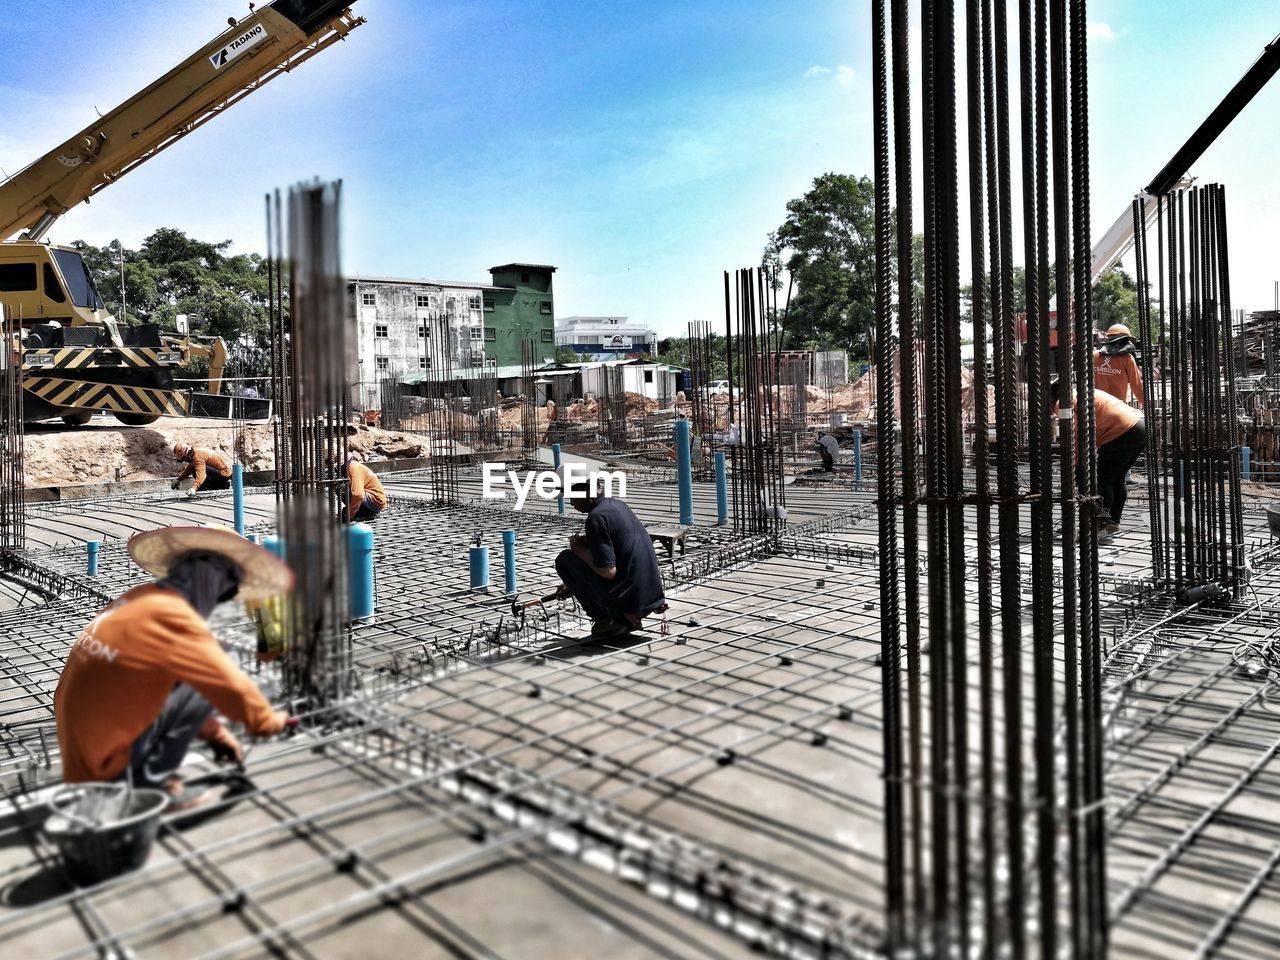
[75,228,276,381]
[763,173,879,356]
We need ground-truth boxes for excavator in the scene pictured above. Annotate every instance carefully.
[0,0,364,426]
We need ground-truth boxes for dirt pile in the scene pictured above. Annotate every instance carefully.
[21,416,426,488]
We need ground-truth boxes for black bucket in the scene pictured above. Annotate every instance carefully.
[1267,505,1280,536]
[43,784,168,886]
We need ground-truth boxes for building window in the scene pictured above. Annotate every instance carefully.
[521,270,530,283]
[468,295,481,311]
[470,327,483,341]
[644,370,654,384]
[539,301,552,315]
[418,356,428,369]
[361,292,376,306]
[375,356,389,372]
[540,328,554,342]
[483,298,494,312]
[446,299,456,316]
[416,294,431,308]
[484,327,497,341]
[374,323,389,339]
[417,324,426,338]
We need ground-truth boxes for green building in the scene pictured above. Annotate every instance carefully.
[483,263,556,367]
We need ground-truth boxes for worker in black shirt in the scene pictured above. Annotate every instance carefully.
[555,479,666,638]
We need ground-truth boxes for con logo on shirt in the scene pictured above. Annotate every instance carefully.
[74,607,125,664]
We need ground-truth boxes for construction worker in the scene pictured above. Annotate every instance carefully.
[54,527,293,811]
[555,477,666,638]
[343,452,387,523]
[815,432,840,472]
[172,441,233,492]
[1053,380,1146,542]
[1093,323,1145,406]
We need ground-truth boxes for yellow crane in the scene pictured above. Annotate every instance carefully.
[0,0,364,425]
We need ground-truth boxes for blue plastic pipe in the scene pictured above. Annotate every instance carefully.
[1243,446,1252,482]
[469,544,490,591]
[348,523,375,619]
[503,529,517,596]
[552,443,565,516]
[86,540,99,576]
[715,451,727,526]
[675,418,694,526]
[232,463,245,535]
[853,430,863,485]
[262,535,285,560]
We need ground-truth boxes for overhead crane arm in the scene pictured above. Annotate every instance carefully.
[0,0,364,242]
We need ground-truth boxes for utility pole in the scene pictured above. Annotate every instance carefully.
[119,241,126,323]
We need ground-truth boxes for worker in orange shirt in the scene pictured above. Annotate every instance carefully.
[342,453,388,522]
[1054,379,1146,542]
[1093,324,1144,406]
[54,527,293,811]
[172,441,234,492]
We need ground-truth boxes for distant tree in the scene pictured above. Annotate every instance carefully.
[75,228,277,381]
[1093,265,1139,334]
[554,346,580,365]
[764,173,880,355]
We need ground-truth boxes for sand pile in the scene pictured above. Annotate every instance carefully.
[22,416,426,488]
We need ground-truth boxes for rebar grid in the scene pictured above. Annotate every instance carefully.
[0,305,23,556]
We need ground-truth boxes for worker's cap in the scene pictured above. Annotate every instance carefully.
[128,526,294,601]
[172,441,190,459]
[1105,323,1133,339]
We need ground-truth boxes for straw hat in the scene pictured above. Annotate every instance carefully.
[1105,323,1132,339]
[173,441,191,459]
[128,526,293,601]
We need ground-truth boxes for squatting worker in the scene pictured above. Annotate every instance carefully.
[1093,324,1145,406]
[1053,380,1146,542]
[344,453,387,523]
[555,477,666,639]
[172,442,233,492]
[815,432,840,472]
[54,527,293,812]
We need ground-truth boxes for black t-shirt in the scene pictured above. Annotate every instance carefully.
[584,498,666,615]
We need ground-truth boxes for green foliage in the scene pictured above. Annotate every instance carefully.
[74,227,277,381]
[553,345,580,365]
[1093,265,1139,334]
[764,173,879,354]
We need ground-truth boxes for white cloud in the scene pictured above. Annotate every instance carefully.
[804,64,855,87]
[1088,21,1116,42]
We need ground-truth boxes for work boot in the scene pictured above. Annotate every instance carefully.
[590,618,634,639]
[1096,521,1120,543]
[162,776,214,814]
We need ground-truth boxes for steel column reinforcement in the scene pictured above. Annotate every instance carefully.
[871,0,1106,953]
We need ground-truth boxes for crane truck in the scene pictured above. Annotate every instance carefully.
[0,0,364,426]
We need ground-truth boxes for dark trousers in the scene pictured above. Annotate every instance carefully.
[819,449,834,471]
[198,472,232,492]
[125,684,214,789]
[352,496,384,522]
[555,549,625,625]
[1097,422,1146,525]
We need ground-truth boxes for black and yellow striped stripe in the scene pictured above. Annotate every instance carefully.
[21,347,180,371]
[22,377,190,417]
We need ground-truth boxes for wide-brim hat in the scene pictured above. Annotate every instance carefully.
[128,526,294,601]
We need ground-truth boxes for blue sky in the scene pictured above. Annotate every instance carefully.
[1,1,1278,337]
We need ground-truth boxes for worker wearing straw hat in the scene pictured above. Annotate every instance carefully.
[54,527,293,811]
[1093,323,1145,407]
[341,452,387,523]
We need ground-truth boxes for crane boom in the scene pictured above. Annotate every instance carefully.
[0,0,364,242]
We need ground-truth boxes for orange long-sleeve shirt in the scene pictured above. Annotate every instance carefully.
[177,448,233,489]
[54,585,278,783]
[1094,388,1143,447]
[348,461,387,519]
[1093,350,1144,405]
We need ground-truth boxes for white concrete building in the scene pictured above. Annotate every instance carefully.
[347,277,495,411]
[555,315,657,360]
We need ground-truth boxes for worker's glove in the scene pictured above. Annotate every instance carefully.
[185,487,197,499]
[256,710,293,738]
[206,727,244,765]
[171,479,181,490]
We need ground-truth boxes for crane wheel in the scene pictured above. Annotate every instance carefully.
[114,412,160,426]
[60,411,93,426]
